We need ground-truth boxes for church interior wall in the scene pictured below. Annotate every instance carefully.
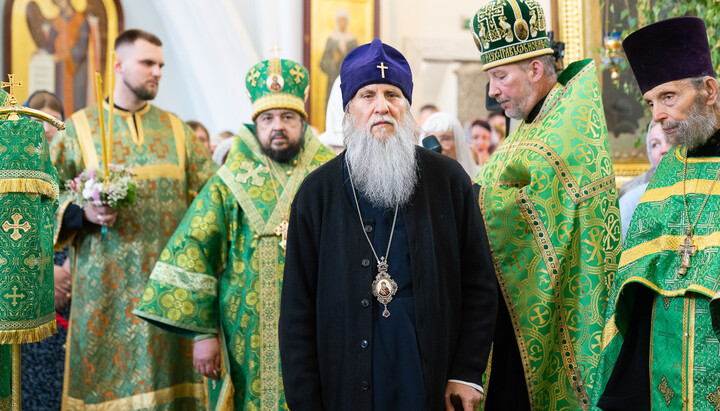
[0,0,552,134]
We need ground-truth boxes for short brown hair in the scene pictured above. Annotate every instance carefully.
[115,29,162,50]
[26,91,63,120]
[187,120,209,136]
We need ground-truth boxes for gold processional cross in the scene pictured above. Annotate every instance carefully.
[677,235,696,276]
[376,62,388,78]
[1,74,22,105]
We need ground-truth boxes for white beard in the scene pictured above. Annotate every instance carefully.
[343,111,419,209]
[663,93,718,150]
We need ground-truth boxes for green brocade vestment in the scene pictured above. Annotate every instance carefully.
[133,125,334,410]
[476,59,621,410]
[594,146,720,410]
[50,102,217,410]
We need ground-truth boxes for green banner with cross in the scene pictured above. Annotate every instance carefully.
[0,114,59,344]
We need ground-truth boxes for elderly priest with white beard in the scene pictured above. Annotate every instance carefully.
[279,39,498,411]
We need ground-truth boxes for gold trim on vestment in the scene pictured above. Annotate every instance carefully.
[517,188,591,410]
[134,113,146,146]
[213,326,235,411]
[259,237,280,410]
[54,198,74,250]
[614,277,715,302]
[639,179,720,204]
[649,295,656,410]
[63,382,205,410]
[72,110,99,170]
[685,296,695,410]
[675,147,720,164]
[601,314,617,350]
[0,169,59,200]
[0,318,56,344]
[149,261,218,296]
[478,184,537,409]
[218,166,265,234]
[102,100,152,117]
[169,114,187,173]
[0,178,56,200]
[619,232,720,268]
[131,164,184,180]
[102,100,152,146]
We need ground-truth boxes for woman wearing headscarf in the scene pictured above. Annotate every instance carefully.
[422,111,481,178]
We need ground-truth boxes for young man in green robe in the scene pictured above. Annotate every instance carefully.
[594,17,720,410]
[471,1,621,409]
[133,56,334,410]
[50,29,217,410]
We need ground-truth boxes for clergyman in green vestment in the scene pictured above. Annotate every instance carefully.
[471,1,621,409]
[594,17,720,410]
[50,30,217,410]
[133,56,334,410]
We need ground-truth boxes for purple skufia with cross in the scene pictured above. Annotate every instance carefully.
[339,38,414,109]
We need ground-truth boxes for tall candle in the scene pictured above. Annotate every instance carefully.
[94,72,108,180]
[106,51,115,168]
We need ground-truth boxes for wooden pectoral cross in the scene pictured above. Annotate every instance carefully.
[677,235,697,276]
[274,219,289,251]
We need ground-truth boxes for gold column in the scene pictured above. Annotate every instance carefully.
[557,0,583,63]
[557,0,602,69]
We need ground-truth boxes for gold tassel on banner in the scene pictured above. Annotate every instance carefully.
[0,321,57,345]
[0,178,58,201]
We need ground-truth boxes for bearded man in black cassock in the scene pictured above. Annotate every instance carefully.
[278,39,497,411]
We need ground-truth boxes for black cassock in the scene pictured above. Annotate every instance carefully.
[279,147,497,410]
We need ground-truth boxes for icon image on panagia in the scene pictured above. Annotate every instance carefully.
[5,0,123,115]
[319,8,357,107]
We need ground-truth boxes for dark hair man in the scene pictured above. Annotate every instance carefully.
[133,56,335,409]
[50,28,217,409]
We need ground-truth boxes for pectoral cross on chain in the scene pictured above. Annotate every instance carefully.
[376,62,388,78]
[677,234,697,276]
[274,219,289,251]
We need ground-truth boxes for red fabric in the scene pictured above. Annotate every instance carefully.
[56,312,69,330]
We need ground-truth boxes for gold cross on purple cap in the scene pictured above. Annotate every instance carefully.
[376,62,388,78]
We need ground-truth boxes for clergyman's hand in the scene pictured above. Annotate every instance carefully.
[444,381,483,411]
[84,204,118,227]
[193,337,221,380]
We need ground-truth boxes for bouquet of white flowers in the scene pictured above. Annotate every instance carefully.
[65,164,136,209]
